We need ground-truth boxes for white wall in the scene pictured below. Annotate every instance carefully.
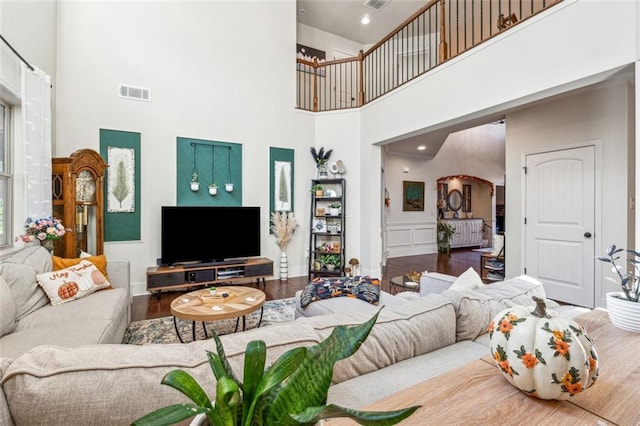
[296,23,364,60]
[506,80,634,308]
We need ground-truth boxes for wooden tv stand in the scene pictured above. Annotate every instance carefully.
[146,257,273,295]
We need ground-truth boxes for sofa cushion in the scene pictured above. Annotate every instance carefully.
[36,260,110,306]
[0,262,49,321]
[0,276,16,336]
[1,323,320,425]
[441,274,547,342]
[297,294,457,384]
[449,267,483,292]
[53,254,110,280]
[299,276,381,308]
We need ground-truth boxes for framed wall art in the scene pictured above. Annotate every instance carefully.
[403,181,425,211]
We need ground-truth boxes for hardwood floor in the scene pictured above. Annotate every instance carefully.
[131,248,482,321]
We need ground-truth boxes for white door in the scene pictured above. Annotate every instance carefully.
[524,146,595,307]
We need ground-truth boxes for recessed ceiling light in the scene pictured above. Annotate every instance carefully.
[361,15,370,25]
[417,145,426,151]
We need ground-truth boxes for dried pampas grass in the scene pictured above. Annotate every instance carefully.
[270,211,298,251]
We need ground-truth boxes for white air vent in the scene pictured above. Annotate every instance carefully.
[364,0,391,12]
[118,84,151,102]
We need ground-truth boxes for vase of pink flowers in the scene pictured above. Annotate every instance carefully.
[17,217,67,253]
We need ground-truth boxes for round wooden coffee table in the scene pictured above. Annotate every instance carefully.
[170,286,266,342]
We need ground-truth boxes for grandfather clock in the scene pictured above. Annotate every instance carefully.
[52,149,108,258]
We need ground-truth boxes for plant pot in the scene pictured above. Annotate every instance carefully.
[329,208,340,216]
[225,183,234,192]
[606,292,640,333]
[315,190,324,197]
[326,264,336,271]
[208,186,218,195]
[190,182,200,192]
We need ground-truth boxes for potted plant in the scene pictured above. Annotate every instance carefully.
[310,183,324,197]
[310,146,332,178]
[328,202,341,216]
[596,245,640,333]
[190,172,200,192]
[132,311,419,425]
[208,183,218,196]
[436,222,456,254]
[208,286,217,295]
[320,253,340,270]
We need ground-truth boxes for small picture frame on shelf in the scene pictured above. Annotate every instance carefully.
[312,218,327,233]
[324,188,337,197]
[315,207,326,216]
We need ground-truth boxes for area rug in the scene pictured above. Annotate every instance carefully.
[122,297,296,345]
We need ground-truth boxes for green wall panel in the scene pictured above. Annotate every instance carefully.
[177,137,242,206]
[100,129,141,241]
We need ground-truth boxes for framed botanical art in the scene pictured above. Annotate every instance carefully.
[403,181,425,211]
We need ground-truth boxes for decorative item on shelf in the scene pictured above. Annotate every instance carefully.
[208,145,217,196]
[224,146,233,192]
[15,216,68,253]
[208,286,217,296]
[437,221,456,254]
[310,146,332,179]
[327,222,339,234]
[329,160,346,178]
[270,211,298,281]
[488,296,599,399]
[349,258,359,276]
[311,183,324,196]
[328,202,341,216]
[315,207,326,216]
[190,144,200,192]
[596,245,640,332]
[132,311,419,425]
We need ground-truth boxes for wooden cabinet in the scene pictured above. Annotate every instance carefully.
[146,257,273,294]
[52,149,107,258]
[439,218,483,248]
[308,178,346,279]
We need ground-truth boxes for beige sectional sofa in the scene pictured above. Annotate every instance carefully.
[0,269,564,425]
[0,245,131,359]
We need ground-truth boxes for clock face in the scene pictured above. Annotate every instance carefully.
[76,170,96,202]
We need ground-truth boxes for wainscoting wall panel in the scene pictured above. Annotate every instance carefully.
[386,221,437,258]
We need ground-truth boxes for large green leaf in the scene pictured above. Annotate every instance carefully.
[213,376,241,426]
[131,403,208,426]
[211,331,240,385]
[291,404,421,425]
[256,310,381,425]
[241,340,267,423]
[161,370,213,410]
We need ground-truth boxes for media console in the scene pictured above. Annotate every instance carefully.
[146,257,273,294]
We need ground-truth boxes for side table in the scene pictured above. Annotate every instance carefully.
[390,275,420,294]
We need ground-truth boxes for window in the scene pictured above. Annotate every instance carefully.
[0,102,11,247]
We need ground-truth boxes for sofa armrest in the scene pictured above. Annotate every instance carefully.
[420,272,456,297]
[107,260,130,296]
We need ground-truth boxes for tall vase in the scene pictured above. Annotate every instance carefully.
[280,251,288,281]
[317,163,328,179]
[41,238,55,254]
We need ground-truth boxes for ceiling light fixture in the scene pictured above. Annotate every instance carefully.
[361,15,370,25]
[417,145,426,151]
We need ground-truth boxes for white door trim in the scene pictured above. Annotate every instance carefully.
[520,139,602,304]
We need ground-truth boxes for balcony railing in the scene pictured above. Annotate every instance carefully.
[297,0,562,112]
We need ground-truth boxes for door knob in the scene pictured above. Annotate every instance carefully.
[584,232,592,238]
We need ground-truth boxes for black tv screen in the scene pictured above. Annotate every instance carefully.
[161,206,261,266]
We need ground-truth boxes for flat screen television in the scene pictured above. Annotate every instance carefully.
[161,206,261,266]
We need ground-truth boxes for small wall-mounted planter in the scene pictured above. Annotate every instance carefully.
[208,186,218,196]
[225,183,234,192]
[190,182,200,192]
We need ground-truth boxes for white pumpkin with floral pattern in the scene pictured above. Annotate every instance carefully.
[488,296,598,400]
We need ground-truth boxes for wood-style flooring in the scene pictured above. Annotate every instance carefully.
[131,248,482,321]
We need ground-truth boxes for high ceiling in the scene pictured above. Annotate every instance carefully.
[296,0,427,45]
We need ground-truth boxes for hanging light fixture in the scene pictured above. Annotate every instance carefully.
[190,144,200,192]
[225,146,234,192]
[208,145,218,196]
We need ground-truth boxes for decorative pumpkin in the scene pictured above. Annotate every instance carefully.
[488,296,598,400]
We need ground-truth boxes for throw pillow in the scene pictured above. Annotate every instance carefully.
[53,254,109,281]
[0,276,17,337]
[36,260,111,306]
[300,276,381,308]
[449,267,483,292]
